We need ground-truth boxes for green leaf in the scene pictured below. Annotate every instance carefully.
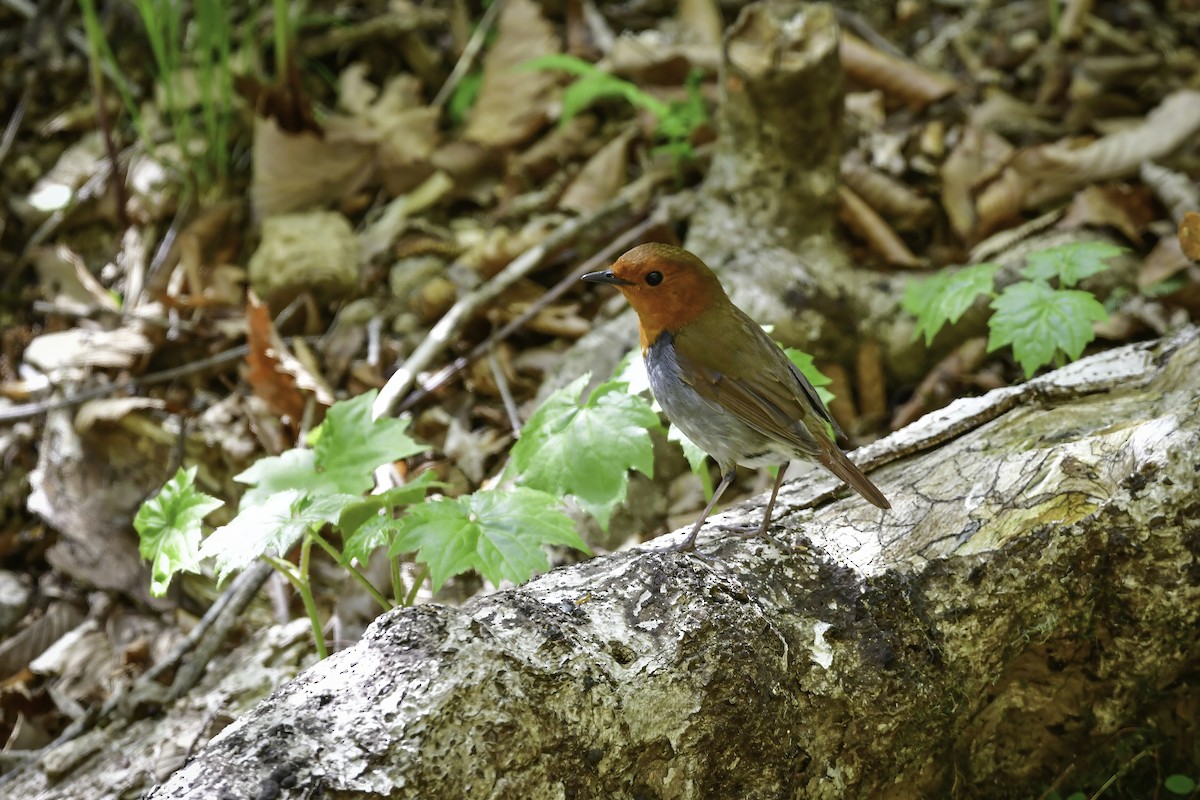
[512,375,661,529]
[314,390,427,494]
[388,488,588,590]
[524,54,669,122]
[1165,775,1197,795]
[782,348,836,406]
[988,281,1109,377]
[134,466,223,596]
[1021,242,1124,287]
[200,489,321,582]
[234,449,320,509]
[336,472,442,545]
[447,70,481,126]
[903,263,1001,345]
[343,513,400,566]
[668,423,709,473]
[234,391,427,508]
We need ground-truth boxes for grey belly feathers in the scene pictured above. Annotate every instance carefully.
[645,332,785,472]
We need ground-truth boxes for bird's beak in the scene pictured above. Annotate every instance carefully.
[581,269,635,286]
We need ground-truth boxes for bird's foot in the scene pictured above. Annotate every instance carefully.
[657,535,718,562]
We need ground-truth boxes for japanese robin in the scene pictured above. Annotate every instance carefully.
[583,243,890,551]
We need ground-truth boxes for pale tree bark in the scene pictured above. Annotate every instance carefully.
[5,327,1185,799]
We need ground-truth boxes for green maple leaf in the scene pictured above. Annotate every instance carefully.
[134,466,223,596]
[388,488,588,590]
[988,281,1109,377]
[1020,242,1124,287]
[199,490,357,582]
[338,473,443,564]
[782,348,836,406]
[235,390,427,508]
[512,374,661,529]
[903,262,1002,345]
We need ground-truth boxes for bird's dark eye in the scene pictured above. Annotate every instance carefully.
[645,271,663,286]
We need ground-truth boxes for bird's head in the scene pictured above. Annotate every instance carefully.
[582,243,728,349]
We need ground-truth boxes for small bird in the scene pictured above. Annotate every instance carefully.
[582,243,889,551]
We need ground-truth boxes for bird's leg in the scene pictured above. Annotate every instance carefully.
[665,469,735,553]
[758,463,788,535]
[716,464,789,539]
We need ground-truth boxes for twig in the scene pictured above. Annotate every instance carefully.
[0,81,30,171]
[488,351,523,436]
[431,0,505,110]
[0,335,318,424]
[166,561,275,700]
[374,171,674,420]
[397,212,663,412]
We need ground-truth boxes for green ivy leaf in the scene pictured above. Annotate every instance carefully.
[512,374,661,529]
[133,466,223,596]
[988,281,1109,377]
[388,488,588,590]
[1021,242,1124,287]
[234,449,320,509]
[337,473,443,564]
[903,262,1002,345]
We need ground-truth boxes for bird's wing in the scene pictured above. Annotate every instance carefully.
[672,314,835,458]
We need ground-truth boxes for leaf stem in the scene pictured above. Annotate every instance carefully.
[309,531,393,613]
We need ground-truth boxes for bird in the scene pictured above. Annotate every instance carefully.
[582,242,890,552]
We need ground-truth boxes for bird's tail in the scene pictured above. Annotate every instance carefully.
[817,445,891,509]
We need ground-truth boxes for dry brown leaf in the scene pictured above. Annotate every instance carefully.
[23,327,152,374]
[841,154,935,231]
[245,296,307,426]
[678,0,724,45]
[940,126,1015,240]
[559,127,636,214]
[464,0,561,148]
[1058,184,1156,244]
[610,34,719,85]
[1139,236,1193,290]
[250,116,375,217]
[974,167,1026,239]
[512,115,599,186]
[1013,89,1200,207]
[1180,212,1200,262]
[840,33,957,109]
[837,186,921,268]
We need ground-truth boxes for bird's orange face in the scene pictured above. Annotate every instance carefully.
[583,243,727,350]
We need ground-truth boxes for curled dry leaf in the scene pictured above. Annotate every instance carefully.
[841,153,935,231]
[559,127,637,215]
[1140,163,1199,226]
[1139,236,1195,290]
[464,0,561,149]
[458,218,558,279]
[23,327,153,374]
[512,115,599,186]
[1058,184,1157,245]
[31,245,119,313]
[838,185,921,268]
[245,294,334,429]
[840,33,957,110]
[250,116,375,217]
[1013,89,1200,207]
[941,125,1015,240]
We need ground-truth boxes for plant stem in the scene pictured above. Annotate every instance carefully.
[390,556,405,606]
[309,532,392,613]
[264,550,327,659]
[403,564,428,607]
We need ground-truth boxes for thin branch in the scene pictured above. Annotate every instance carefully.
[373,170,676,420]
[431,0,505,110]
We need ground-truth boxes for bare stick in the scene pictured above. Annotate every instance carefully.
[372,173,672,420]
[431,0,505,110]
[397,212,664,412]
